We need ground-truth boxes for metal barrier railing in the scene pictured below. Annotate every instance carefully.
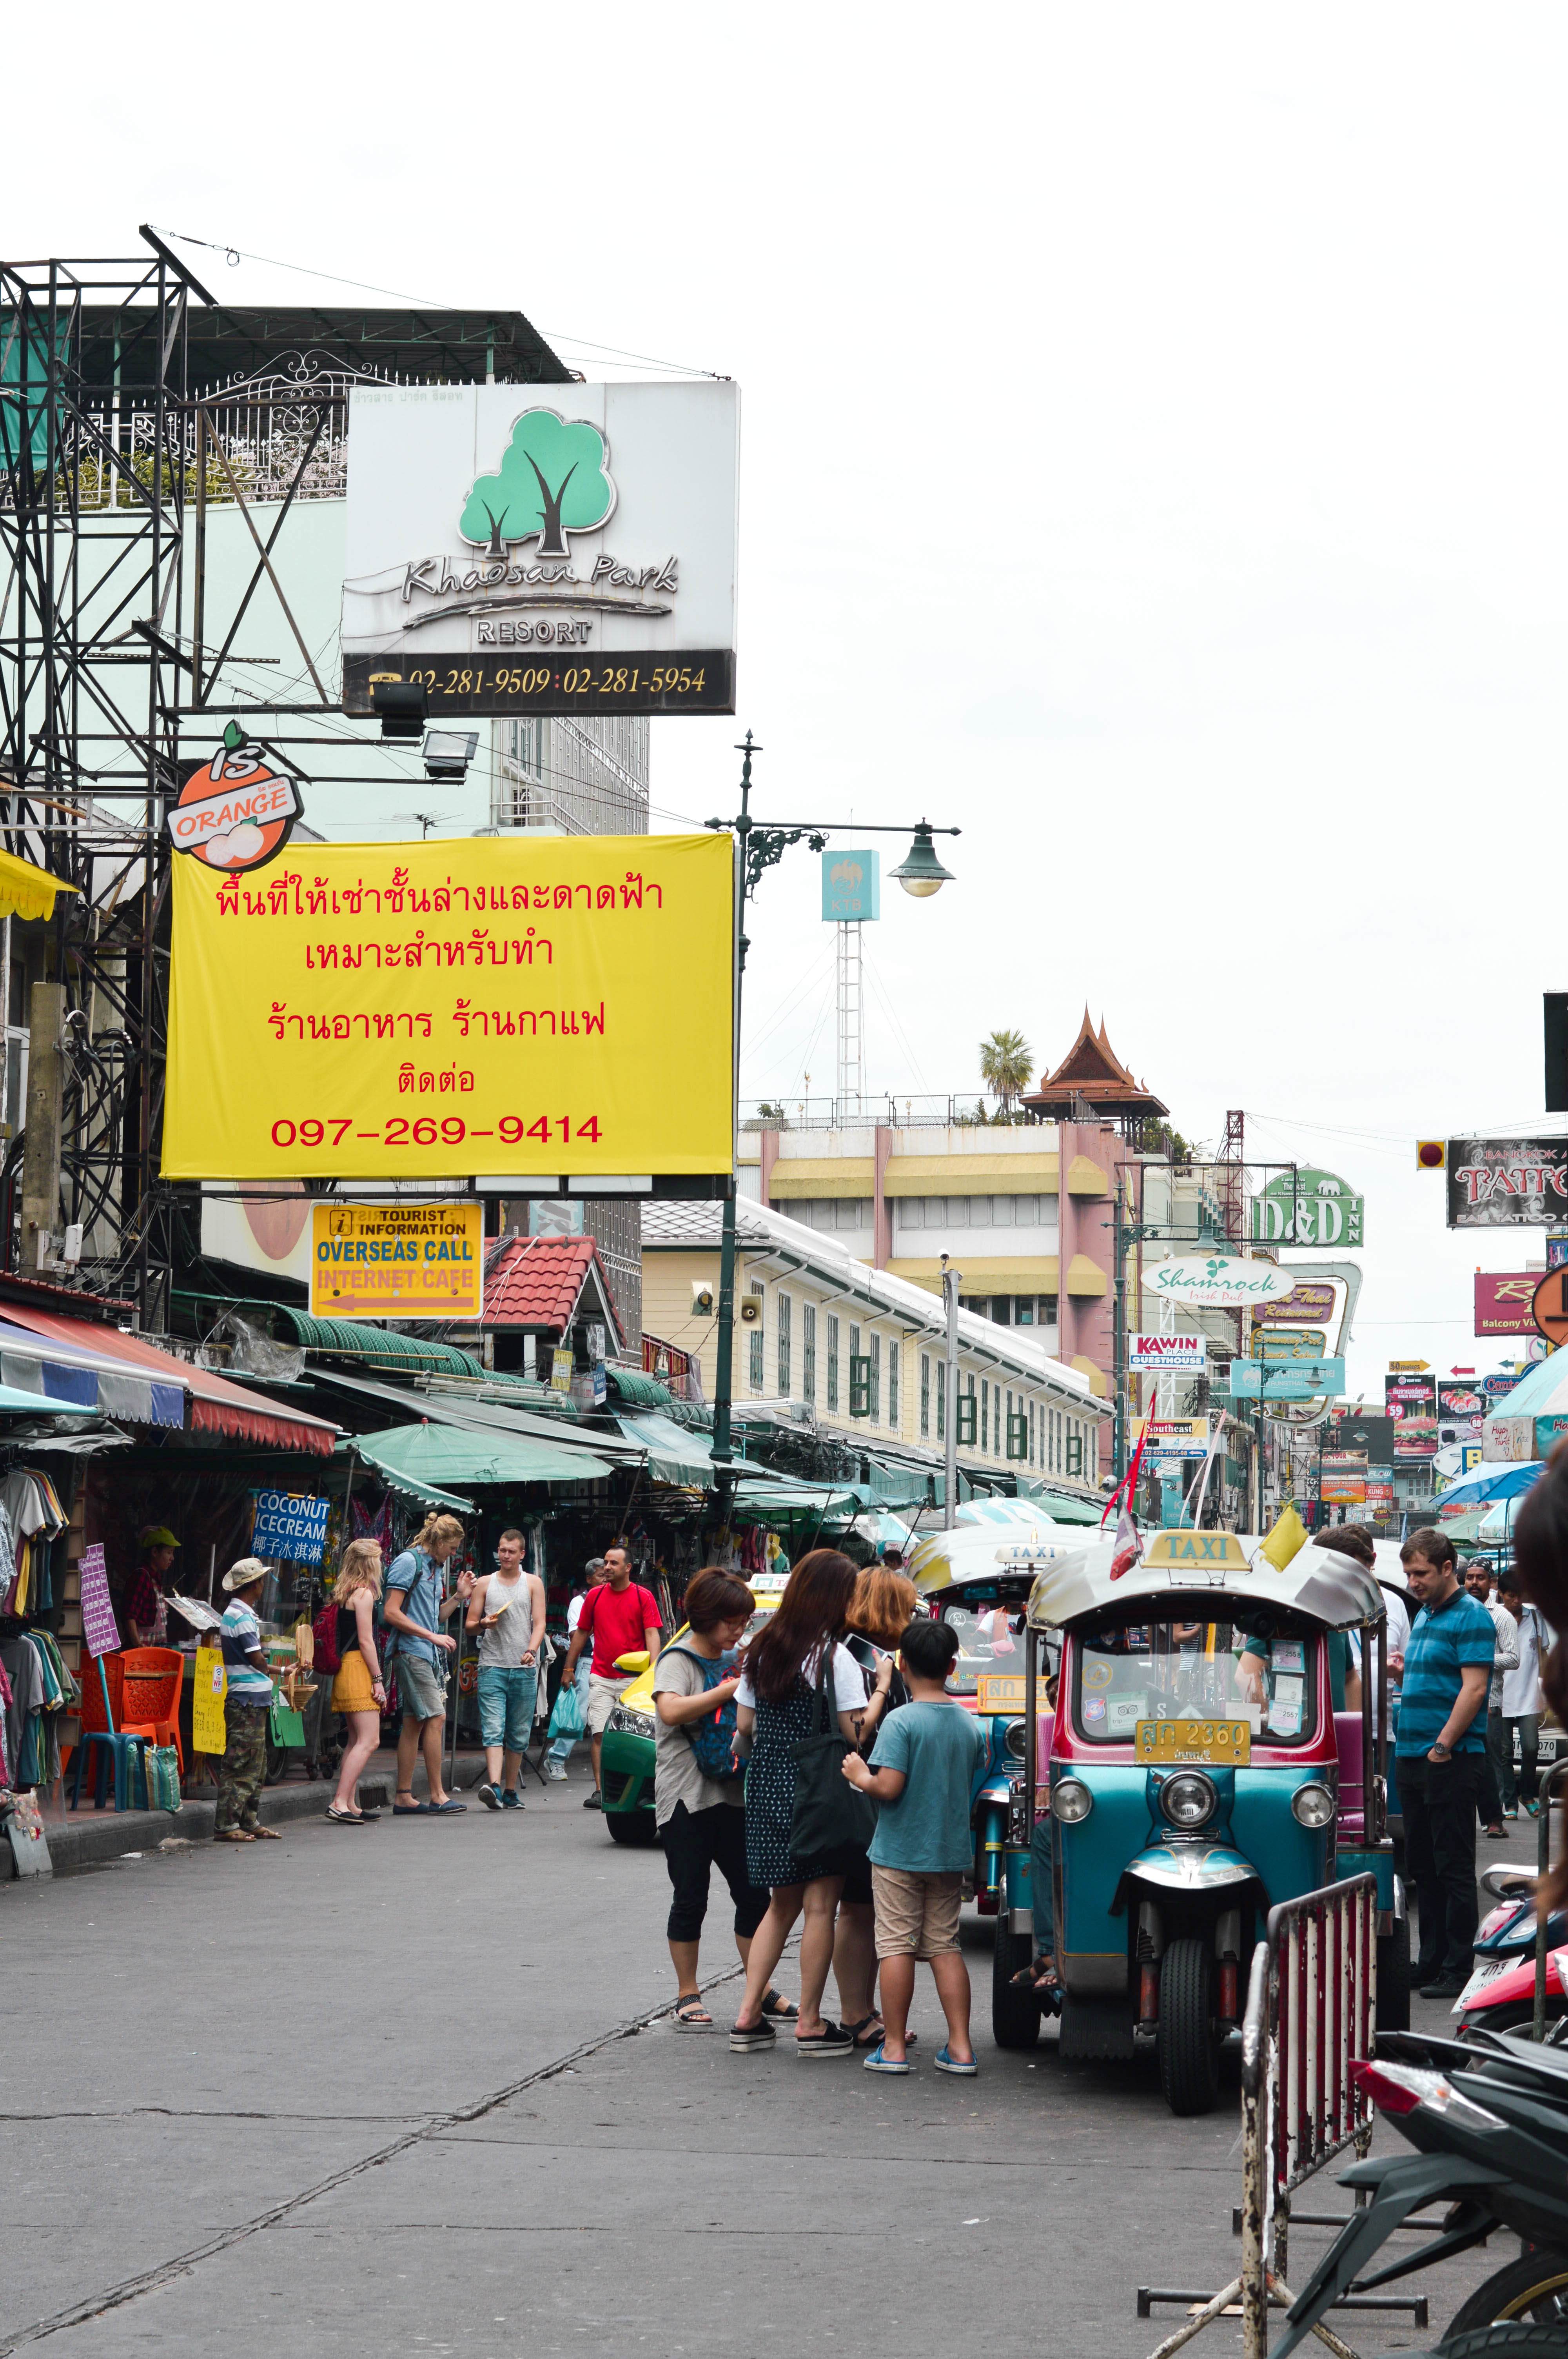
[1141,1874,1429,2358]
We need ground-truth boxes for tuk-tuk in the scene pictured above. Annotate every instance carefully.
[906,1519,1075,1961]
[997,1527,1405,2115]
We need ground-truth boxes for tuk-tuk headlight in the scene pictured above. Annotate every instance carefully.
[1004,1719,1028,1762]
[1291,1781,1335,1830]
[1052,1777,1093,1823]
[1160,1772,1217,1830]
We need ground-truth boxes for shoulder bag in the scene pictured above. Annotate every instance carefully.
[788,1643,876,1859]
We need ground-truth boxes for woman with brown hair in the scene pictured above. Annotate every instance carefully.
[327,1539,387,1826]
[729,1550,870,2056]
[833,1564,920,2045]
[1508,1442,1568,1908]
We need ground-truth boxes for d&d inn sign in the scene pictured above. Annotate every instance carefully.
[1250,1167,1365,1248]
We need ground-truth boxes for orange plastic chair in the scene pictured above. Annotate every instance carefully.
[65,1648,125,1781]
[119,1646,185,1776]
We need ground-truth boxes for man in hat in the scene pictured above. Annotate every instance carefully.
[127,1526,180,1647]
[215,1558,281,1845]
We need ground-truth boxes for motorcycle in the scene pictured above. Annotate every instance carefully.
[1272,2023,1568,2355]
[1454,1866,1568,2038]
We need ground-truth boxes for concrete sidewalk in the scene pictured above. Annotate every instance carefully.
[0,1759,1516,2358]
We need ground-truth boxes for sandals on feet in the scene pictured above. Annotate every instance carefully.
[844,2014,885,2048]
[213,1828,253,1843]
[674,1999,714,2031]
[760,1988,799,2021]
[247,1825,281,1840]
[729,2018,777,2053]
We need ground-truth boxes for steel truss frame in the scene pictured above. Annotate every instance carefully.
[0,230,216,1322]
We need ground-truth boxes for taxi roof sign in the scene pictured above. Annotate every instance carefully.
[1142,1531,1251,1573]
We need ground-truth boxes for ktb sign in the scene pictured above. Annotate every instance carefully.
[1250,1166,1365,1248]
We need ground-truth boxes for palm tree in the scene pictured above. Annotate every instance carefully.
[979,1028,1034,1110]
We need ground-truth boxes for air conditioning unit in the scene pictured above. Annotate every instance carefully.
[691,1283,715,1316]
[739,1299,761,1324]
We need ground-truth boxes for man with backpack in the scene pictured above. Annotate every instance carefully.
[651,1567,776,2029]
[558,1542,662,1809]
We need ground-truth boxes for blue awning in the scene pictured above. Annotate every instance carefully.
[0,1318,186,1428]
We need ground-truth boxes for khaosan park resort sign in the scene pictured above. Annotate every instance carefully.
[1143,1257,1303,1309]
[340,382,739,721]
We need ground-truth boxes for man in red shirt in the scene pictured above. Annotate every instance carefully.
[559,1543,661,1809]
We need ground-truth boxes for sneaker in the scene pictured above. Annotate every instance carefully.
[862,2044,912,2075]
[501,1788,523,1809]
[1419,1971,1469,2000]
[584,1791,603,1809]
[545,1762,568,1782]
[477,1784,502,1812]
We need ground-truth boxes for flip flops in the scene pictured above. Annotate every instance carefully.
[213,1828,253,1843]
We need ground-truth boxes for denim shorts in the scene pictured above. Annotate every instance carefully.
[394,1650,448,1723]
[478,1663,538,1752]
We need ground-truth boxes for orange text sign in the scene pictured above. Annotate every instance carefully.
[310,1201,483,1319]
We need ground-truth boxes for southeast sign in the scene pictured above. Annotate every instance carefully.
[341,382,739,719]
[1143,1257,1301,1307]
[1129,1333,1206,1371]
[1250,1167,1365,1248]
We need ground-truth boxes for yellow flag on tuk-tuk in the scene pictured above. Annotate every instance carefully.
[192,1643,227,1755]
[1259,1503,1309,1573]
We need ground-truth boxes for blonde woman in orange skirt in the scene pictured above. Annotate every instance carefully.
[328,1539,387,1825]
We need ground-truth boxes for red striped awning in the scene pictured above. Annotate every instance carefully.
[0,1307,339,1456]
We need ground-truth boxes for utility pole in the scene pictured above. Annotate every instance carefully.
[708,734,759,1516]
[942,1254,961,1529]
[1112,1174,1129,1485]
[19,981,65,1280]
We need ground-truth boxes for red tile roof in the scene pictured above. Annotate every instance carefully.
[484,1236,624,1346]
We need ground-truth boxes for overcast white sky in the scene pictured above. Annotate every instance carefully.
[9,3,1566,1398]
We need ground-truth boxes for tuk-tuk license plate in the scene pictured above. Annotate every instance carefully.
[976,1674,1028,1714]
[1134,1720,1251,1766]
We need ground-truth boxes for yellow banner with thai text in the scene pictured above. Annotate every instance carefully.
[164,835,734,1179]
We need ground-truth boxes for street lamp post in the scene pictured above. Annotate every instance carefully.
[942,1254,962,1529]
[703,738,959,1513]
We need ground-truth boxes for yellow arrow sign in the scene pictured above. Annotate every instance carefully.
[1387,1359,1430,1372]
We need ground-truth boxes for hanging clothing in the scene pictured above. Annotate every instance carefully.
[0,1638,44,1787]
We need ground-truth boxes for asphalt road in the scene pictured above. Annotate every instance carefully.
[0,1759,1526,2357]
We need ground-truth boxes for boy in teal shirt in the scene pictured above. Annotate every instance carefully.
[842,1618,987,2076]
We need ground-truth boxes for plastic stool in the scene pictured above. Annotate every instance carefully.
[72,1730,150,1812]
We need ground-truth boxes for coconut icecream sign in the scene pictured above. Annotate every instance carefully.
[339,381,739,720]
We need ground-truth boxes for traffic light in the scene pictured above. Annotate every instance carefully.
[1416,1141,1445,1171]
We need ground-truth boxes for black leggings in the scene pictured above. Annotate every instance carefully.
[663,1800,770,1943]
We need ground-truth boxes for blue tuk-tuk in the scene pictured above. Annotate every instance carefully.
[995,1528,1404,2114]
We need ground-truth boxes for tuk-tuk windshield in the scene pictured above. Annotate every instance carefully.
[1074,1616,1319,1746]
[941,1601,1026,1696]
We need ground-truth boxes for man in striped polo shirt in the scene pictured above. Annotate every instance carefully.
[1396,1526,1497,1999]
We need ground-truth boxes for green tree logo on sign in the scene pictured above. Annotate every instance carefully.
[459,409,616,559]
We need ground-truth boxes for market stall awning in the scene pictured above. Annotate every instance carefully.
[312,1368,642,1459]
[728,1478,867,1523]
[613,1411,716,1487]
[347,1421,620,1502]
[0,850,78,922]
[0,1383,95,1417]
[0,1318,186,1427]
[0,1306,338,1454]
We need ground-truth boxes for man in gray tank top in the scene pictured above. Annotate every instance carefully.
[466,1528,546,1809]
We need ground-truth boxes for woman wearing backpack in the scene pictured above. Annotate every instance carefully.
[327,1539,387,1825]
[652,1568,779,2029]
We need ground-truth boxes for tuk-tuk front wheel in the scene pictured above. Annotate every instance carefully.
[991,1925,1042,2049]
[1158,1937,1220,2116]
